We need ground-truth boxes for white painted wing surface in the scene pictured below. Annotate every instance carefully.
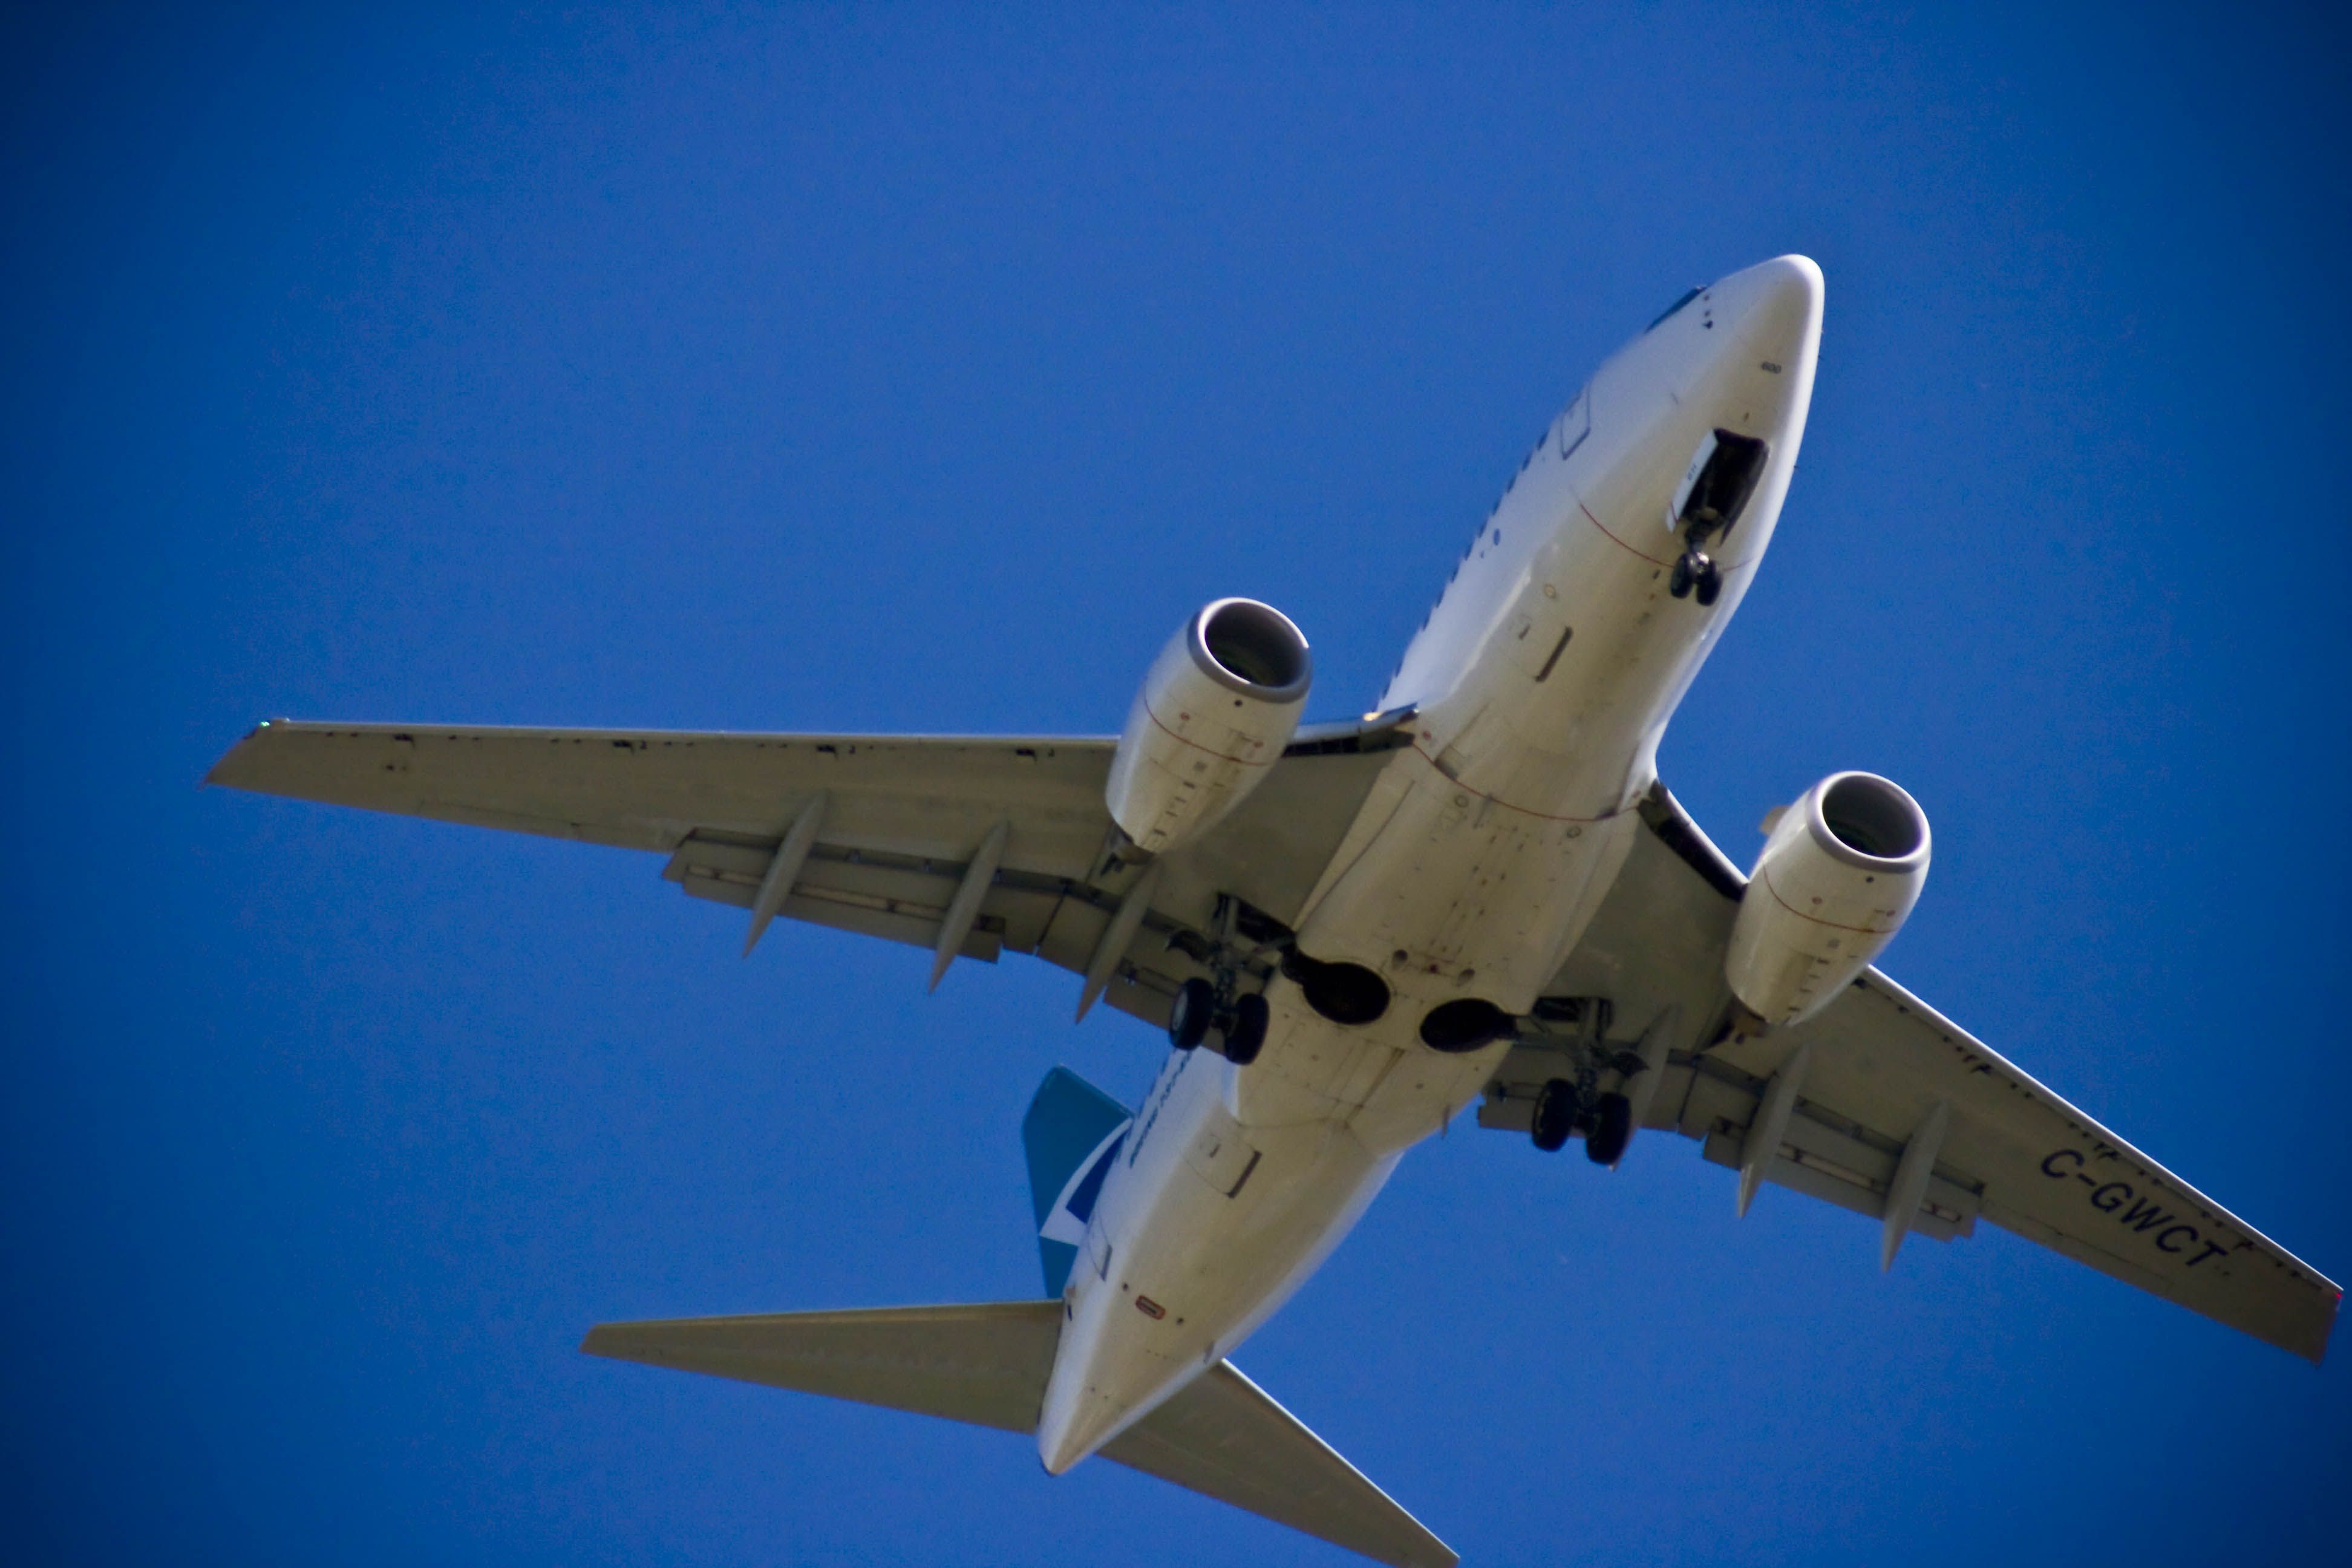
[1516,787,2340,1362]
[206,719,1399,1031]
[582,1302,1456,1568]
[204,720,1121,858]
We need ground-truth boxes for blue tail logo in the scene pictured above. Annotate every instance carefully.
[1022,1068,1132,1296]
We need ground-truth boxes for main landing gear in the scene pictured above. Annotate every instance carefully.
[1531,1079,1634,1165]
[1506,996,1645,1166]
[1169,977,1272,1067]
[1163,894,1281,1067]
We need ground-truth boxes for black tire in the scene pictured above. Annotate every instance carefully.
[1223,993,1270,1066]
[1669,557,1694,598]
[1586,1092,1634,1166]
[1531,1079,1577,1154]
[1168,978,1215,1051]
[1693,562,1722,607]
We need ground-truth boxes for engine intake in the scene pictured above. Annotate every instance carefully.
[1105,598,1312,857]
[1724,771,1930,1027]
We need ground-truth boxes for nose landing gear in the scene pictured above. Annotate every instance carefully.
[1668,543,1723,607]
[1665,426,1769,609]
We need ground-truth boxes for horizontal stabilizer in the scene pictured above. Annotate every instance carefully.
[1106,1356,1455,1568]
[584,1302,1060,1432]
[583,1302,1455,1568]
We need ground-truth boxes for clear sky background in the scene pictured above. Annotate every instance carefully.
[6,4,2349,1564]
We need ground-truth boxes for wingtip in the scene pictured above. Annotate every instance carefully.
[203,717,287,789]
[2302,1292,2339,1366]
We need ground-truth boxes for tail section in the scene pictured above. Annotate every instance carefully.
[583,1302,1454,1567]
[1022,1067,1131,1295]
[580,1067,1456,1564]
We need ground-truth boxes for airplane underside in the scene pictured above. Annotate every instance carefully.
[207,252,2337,1567]
[1033,253,1830,1478]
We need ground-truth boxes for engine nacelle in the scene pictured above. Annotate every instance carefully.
[1725,771,1930,1027]
[1105,598,1312,857]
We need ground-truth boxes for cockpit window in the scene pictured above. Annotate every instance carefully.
[1645,286,1703,332]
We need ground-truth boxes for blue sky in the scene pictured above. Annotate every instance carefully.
[6,4,2348,1563]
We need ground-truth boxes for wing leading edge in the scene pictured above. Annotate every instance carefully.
[205,716,1405,1033]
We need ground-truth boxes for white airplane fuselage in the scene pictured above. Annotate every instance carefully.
[1037,256,1826,1472]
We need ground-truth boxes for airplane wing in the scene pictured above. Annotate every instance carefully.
[211,720,2337,1354]
[1485,784,2341,1362]
[204,716,1409,1030]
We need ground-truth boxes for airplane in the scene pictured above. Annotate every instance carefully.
[207,254,2337,1566]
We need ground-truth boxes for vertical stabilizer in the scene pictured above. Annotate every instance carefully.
[1022,1067,1132,1295]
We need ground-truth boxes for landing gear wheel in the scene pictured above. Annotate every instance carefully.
[1669,557,1694,599]
[1586,1092,1634,1166]
[1531,1078,1578,1154]
[1168,978,1215,1051]
[1693,560,1722,606]
[1221,993,1270,1067]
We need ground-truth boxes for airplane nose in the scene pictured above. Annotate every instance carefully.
[1713,253,1824,349]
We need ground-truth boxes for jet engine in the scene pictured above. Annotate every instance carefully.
[1725,771,1930,1027]
[1105,598,1312,857]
